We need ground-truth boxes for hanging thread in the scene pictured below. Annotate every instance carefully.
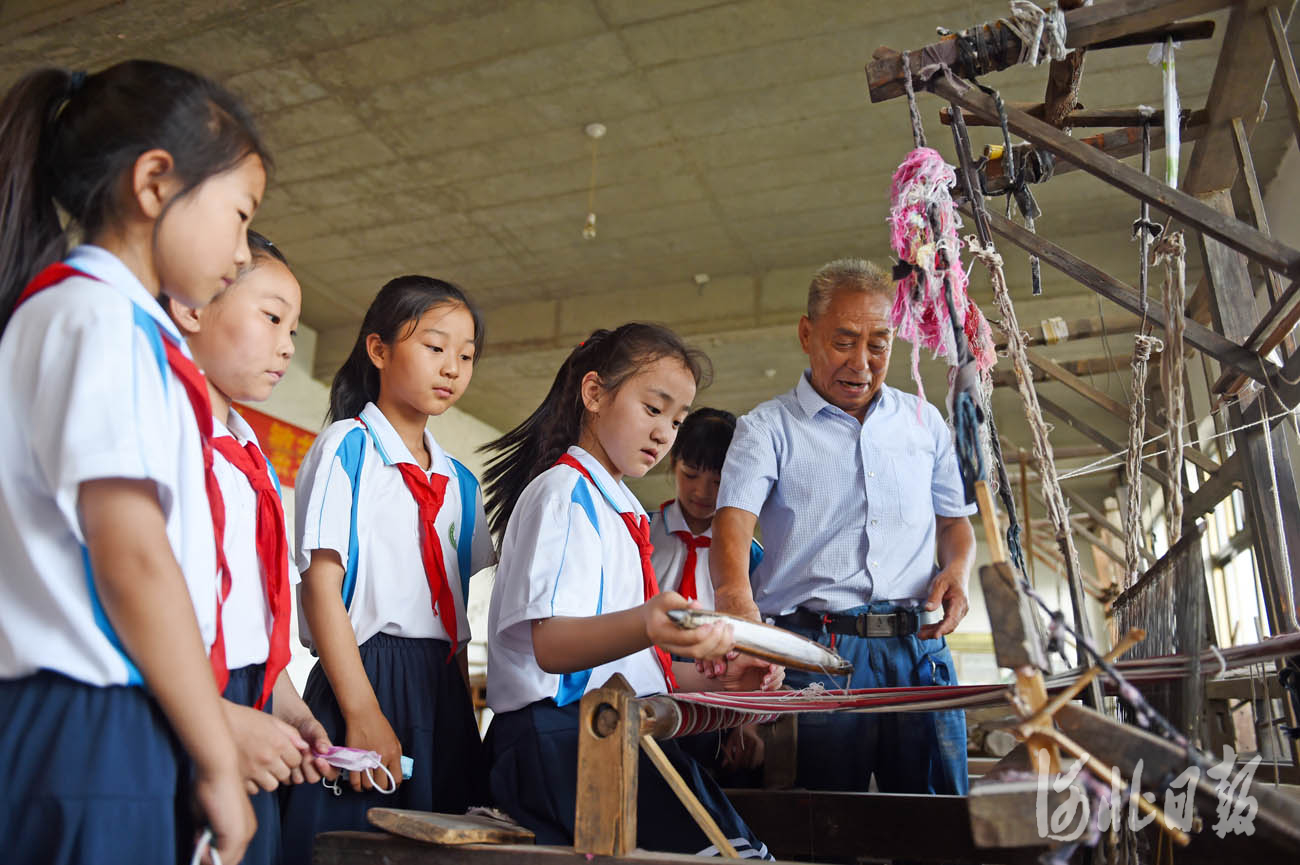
[1154,231,1187,543]
[1123,332,1163,588]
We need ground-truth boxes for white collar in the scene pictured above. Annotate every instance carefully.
[64,245,184,344]
[660,499,710,539]
[359,402,450,477]
[565,445,642,516]
[214,408,259,446]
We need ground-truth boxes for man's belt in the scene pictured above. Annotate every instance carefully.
[772,606,933,638]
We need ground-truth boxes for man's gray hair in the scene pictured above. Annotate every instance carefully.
[806,258,892,319]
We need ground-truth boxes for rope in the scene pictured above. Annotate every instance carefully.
[901,51,927,149]
[1004,1,1068,67]
[1154,232,1187,543]
[967,234,1089,641]
[1124,332,1163,588]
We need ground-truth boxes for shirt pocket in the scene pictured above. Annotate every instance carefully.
[880,442,935,525]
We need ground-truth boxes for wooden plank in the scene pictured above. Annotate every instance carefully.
[1035,392,1172,487]
[574,675,639,856]
[992,314,1139,350]
[942,105,1203,129]
[726,787,1300,865]
[366,809,534,846]
[1265,4,1300,151]
[1064,0,1232,48]
[933,77,1300,277]
[1055,703,1300,855]
[1180,448,1244,524]
[991,355,1131,389]
[1024,344,1220,473]
[966,205,1283,387]
[1198,190,1300,634]
[1085,18,1216,50]
[724,790,1046,864]
[1183,2,1296,195]
[314,833,809,865]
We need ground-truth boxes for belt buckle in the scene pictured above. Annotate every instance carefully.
[895,609,917,636]
[852,612,871,638]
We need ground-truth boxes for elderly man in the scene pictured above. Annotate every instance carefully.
[710,258,976,795]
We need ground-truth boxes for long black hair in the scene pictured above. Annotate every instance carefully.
[326,275,484,424]
[669,407,737,473]
[481,322,711,537]
[0,60,270,331]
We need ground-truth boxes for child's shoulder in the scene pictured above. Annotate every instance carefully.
[16,270,133,330]
[309,416,370,459]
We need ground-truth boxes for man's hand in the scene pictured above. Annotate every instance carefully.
[919,566,969,639]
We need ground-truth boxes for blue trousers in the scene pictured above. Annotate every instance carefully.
[0,670,180,865]
[488,699,771,858]
[279,634,485,865]
[783,602,968,795]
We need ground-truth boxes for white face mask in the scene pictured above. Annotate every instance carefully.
[314,745,413,795]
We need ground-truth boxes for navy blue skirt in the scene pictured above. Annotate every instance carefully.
[0,670,180,865]
[279,634,485,865]
[487,699,771,859]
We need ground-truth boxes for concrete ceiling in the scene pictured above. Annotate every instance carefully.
[4,0,1298,523]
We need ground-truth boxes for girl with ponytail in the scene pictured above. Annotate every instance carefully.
[0,61,268,865]
[281,276,495,865]
[481,323,781,858]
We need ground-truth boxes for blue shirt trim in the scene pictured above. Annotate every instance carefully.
[327,427,367,609]
[447,456,478,600]
[553,476,603,707]
[80,546,142,686]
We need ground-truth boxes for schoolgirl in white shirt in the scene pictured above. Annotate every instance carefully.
[167,231,335,865]
[481,323,781,859]
[649,407,767,775]
[280,276,495,865]
[0,60,266,865]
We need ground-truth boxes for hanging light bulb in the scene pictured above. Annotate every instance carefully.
[582,122,605,240]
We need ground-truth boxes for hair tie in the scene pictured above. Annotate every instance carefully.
[68,70,87,95]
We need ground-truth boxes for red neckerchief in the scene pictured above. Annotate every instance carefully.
[211,434,291,709]
[17,263,234,693]
[660,500,710,602]
[358,418,458,656]
[557,455,675,691]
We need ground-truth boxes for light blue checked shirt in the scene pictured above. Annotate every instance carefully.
[717,372,976,616]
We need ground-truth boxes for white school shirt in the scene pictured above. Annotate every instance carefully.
[648,500,716,610]
[0,245,217,687]
[486,445,668,714]
[649,500,764,612]
[212,410,300,669]
[294,401,494,650]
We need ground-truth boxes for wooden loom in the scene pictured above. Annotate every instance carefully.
[312,2,1300,862]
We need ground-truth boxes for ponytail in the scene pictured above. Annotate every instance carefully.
[481,322,709,537]
[0,60,270,332]
[0,69,82,329]
[326,275,483,424]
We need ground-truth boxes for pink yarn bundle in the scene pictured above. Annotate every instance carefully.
[887,147,996,403]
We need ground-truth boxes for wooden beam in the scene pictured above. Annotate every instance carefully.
[1265,4,1300,151]
[1036,392,1172,487]
[931,76,1300,277]
[1181,448,1244,524]
[1084,18,1216,50]
[982,116,1208,192]
[942,104,1201,129]
[1063,0,1232,48]
[1198,189,1300,633]
[1024,344,1220,474]
[993,315,1139,350]
[965,205,1284,388]
[1183,2,1296,195]
[991,354,1131,389]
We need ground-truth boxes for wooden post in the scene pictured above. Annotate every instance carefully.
[1197,189,1300,635]
[574,674,640,855]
